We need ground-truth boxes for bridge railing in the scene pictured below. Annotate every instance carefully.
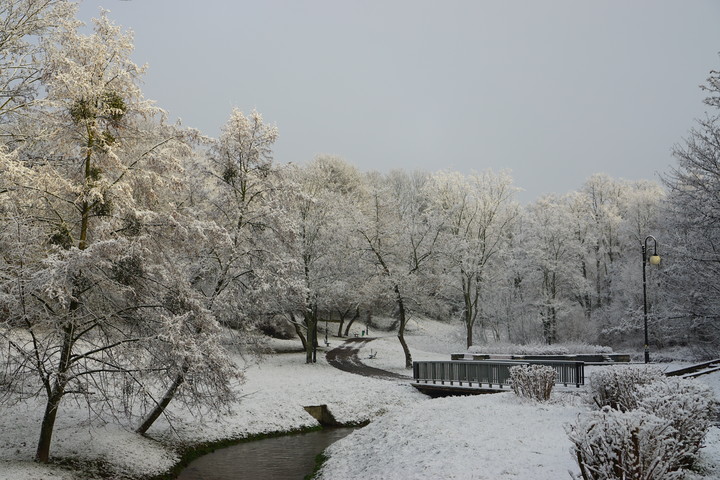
[412,360,584,389]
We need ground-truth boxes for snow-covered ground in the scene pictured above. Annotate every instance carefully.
[324,318,720,480]
[1,317,718,479]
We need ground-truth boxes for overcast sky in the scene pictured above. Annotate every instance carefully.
[76,0,720,202]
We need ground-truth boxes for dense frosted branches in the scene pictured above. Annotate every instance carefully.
[0,0,76,123]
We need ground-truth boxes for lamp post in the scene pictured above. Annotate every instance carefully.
[642,235,661,363]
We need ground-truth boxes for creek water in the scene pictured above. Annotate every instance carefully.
[175,428,355,480]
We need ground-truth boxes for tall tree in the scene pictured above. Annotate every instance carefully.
[427,170,518,348]
[359,171,441,368]
[523,195,585,344]
[0,11,240,460]
[661,64,720,354]
[282,156,367,363]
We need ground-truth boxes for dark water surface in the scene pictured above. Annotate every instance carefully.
[176,428,355,480]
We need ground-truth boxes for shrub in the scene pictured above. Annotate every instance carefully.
[468,342,613,356]
[575,368,718,475]
[588,365,663,411]
[509,364,556,401]
[567,407,684,480]
[637,377,719,469]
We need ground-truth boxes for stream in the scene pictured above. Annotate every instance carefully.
[175,427,355,480]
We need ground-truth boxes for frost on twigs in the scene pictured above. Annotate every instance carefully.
[636,377,718,469]
[567,407,684,480]
[509,364,556,401]
[571,367,718,477]
[588,365,662,411]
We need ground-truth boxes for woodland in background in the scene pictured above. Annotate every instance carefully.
[0,0,719,462]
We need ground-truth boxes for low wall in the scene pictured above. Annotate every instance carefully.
[450,353,630,363]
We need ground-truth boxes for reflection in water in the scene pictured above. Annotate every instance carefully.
[176,428,354,480]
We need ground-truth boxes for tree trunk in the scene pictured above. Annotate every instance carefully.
[336,308,350,338]
[289,313,307,351]
[304,309,317,364]
[136,364,189,434]
[463,288,475,349]
[78,145,93,250]
[462,272,482,349]
[394,285,412,368]
[543,306,557,345]
[466,320,473,350]
[36,389,64,463]
[36,321,75,463]
[343,307,360,337]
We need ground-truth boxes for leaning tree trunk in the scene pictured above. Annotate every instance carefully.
[289,313,308,351]
[136,363,190,434]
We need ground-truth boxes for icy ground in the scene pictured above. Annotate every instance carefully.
[0,317,718,479]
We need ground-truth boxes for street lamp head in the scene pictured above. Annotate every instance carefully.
[649,254,661,266]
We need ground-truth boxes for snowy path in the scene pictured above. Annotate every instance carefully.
[326,337,412,381]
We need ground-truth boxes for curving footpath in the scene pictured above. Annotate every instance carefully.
[325,337,412,381]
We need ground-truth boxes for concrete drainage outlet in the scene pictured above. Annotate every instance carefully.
[303,405,340,426]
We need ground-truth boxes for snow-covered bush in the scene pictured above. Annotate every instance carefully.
[468,342,613,356]
[567,407,684,480]
[577,369,718,475]
[509,364,556,401]
[588,365,663,411]
[636,377,718,469]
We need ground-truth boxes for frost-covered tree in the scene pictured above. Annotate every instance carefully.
[593,180,663,348]
[0,0,75,123]
[199,108,294,329]
[523,195,585,344]
[581,174,625,310]
[427,170,518,347]
[511,176,664,348]
[282,156,368,363]
[358,170,442,368]
[0,11,240,461]
[661,62,720,355]
[300,156,370,339]
[1,11,158,461]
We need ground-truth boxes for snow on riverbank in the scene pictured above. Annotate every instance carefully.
[0,317,718,479]
[0,336,424,479]
[316,392,586,480]
[315,378,720,480]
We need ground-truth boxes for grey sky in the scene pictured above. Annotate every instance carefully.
[76,0,720,202]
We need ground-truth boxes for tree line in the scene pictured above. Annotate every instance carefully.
[0,0,717,463]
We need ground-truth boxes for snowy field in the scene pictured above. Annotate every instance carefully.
[318,319,720,480]
[0,317,718,479]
